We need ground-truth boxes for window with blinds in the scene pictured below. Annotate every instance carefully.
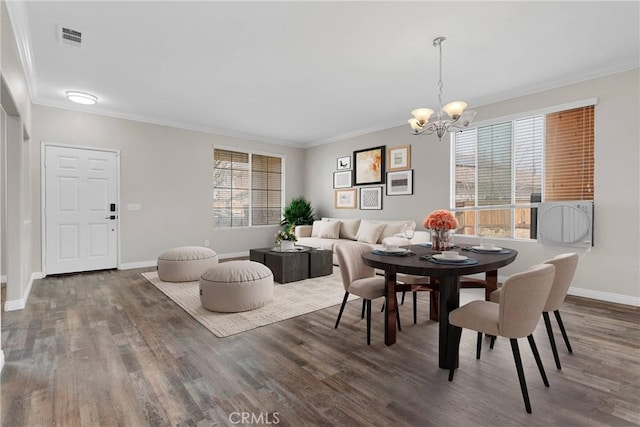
[452,105,593,239]
[213,149,283,228]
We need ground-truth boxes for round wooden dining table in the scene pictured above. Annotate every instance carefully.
[362,244,518,370]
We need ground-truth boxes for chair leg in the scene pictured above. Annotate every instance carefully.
[366,299,372,345]
[448,326,463,382]
[396,294,402,332]
[361,298,366,319]
[476,332,483,360]
[543,311,562,370]
[554,310,573,353]
[527,334,549,387]
[510,338,532,414]
[489,336,496,349]
[401,291,406,305]
[413,292,418,324]
[335,292,349,329]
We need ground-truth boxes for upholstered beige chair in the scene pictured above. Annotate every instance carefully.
[335,242,399,345]
[448,264,556,413]
[490,253,579,369]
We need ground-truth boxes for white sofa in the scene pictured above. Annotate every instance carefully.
[295,217,429,264]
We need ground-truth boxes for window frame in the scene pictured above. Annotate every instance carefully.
[450,98,596,240]
[213,145,286,229]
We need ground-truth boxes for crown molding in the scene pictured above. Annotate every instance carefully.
[5,0,37,100]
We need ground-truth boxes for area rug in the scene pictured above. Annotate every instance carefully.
[141,267,357,338]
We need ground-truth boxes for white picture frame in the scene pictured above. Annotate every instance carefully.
[386,170,413,196]
[359,186,383,210]
[333,170,353,188]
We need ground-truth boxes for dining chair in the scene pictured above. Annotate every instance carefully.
[334,242,401,345]
[489,253,579,369]
[448,263,556,413]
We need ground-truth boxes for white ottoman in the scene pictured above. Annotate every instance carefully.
[157,246,218,282]
[200,261,274,313]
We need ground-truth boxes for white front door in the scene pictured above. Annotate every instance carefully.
[44,145,118,275]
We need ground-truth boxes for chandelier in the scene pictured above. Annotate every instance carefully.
[408,37,476,141]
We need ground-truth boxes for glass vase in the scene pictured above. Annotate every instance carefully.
[431,229,451,251]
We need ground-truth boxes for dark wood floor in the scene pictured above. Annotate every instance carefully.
[1,267,639,426]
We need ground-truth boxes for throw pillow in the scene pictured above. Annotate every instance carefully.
[310,220,324,237]
[355,221,386,244]
[318,220,341,239]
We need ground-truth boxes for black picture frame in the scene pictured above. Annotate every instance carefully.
[353,146,385,185]
[386,170,414,196]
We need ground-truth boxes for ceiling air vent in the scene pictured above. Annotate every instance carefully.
[59,26,83,47]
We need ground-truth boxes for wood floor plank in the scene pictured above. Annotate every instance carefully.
[2,267,639,426]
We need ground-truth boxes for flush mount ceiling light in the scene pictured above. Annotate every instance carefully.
[408,37,476,141]
[66,91,97,105]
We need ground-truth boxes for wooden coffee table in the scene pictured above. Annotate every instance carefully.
[249,246,332,283]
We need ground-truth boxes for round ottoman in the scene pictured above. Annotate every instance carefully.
[200,261,274,312]
[157,246,218,282]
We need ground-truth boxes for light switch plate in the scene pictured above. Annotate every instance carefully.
[127,203,142,211]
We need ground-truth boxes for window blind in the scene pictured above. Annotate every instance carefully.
[544,106,594,201]
[477,122,512,206]
[214,149,283,228]
[514,116,543,203]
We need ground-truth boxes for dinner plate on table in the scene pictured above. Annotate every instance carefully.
[433,254,468,262]
[381,248,409,254]
[471,246,503,252]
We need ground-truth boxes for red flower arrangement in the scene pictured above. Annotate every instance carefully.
[423,209,459,231]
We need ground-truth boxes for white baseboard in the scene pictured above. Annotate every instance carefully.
[119,251,250,270]
[0,349,4,374]
[568,286,640,307]
[219,251,249,260]
[119,260,157,270]
[3,271,43,311]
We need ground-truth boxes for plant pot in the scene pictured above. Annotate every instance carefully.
[280,240,295,251]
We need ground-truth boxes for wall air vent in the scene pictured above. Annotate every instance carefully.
[59,26,83,48]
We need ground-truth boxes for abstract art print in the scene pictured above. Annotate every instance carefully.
[359,187,382,210]
[353,146,385,185]
[386,170,413,195]
[387,145,411,171]
[335,189,357,209]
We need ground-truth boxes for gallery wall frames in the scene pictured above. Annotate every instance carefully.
[387,145,411,171]
[353,146,385,185]
[359,186,383,210]
[386,170,413,195]
[335,188,357,209]
[333,170,353,188]
[337,156,351,170]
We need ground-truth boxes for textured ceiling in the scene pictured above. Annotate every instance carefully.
[9,1,640,146]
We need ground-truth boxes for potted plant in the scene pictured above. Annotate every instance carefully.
[281,197,316,229]
[275,225,297,251]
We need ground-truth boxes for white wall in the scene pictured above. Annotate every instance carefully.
[30,106,307,269]
[305,69,640,305]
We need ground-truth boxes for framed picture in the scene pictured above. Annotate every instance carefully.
[333,170,353,188]
[353,146,385,185]
[337,156,351,170]
[335,189,357,209]
[359,186,383,210]
[387,145,411,171]
[386,170,413,196]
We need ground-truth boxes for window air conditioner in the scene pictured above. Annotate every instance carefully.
[537,201,594,247]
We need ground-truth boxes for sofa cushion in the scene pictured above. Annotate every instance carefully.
[311,220,324,237]
[355,221,386,244]
[322,217,361,240]
[379,220,415,242]
[318,220,341,239]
